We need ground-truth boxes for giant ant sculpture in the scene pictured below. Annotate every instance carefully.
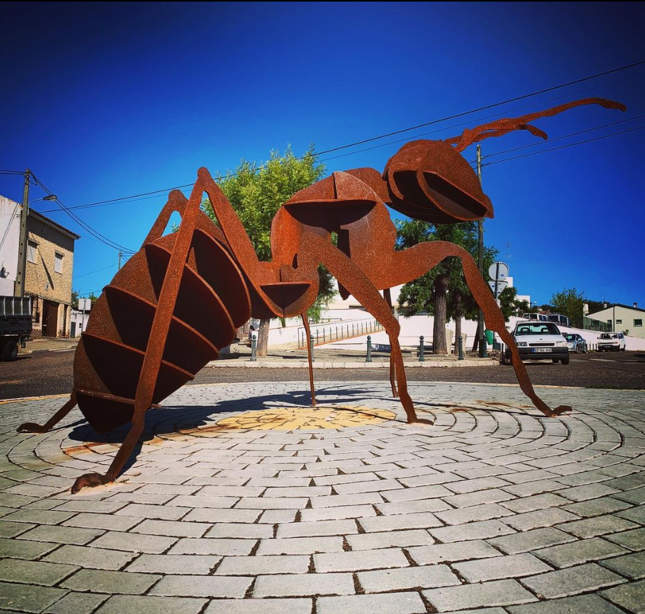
[18,97,625,493]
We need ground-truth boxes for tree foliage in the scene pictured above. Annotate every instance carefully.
[202,145,332,352]
[551,287,586,328]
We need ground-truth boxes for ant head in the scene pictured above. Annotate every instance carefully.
[384,140,493,224]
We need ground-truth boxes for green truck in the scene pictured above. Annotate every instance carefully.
[0,296,32,361]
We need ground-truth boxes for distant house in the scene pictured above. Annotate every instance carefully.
[0,195,79,337]
[586,303,645,340]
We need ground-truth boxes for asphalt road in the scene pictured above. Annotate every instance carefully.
[1,348,643,400]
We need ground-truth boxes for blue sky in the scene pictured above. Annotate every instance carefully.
[1,2,644,308]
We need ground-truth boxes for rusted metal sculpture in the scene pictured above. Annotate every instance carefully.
[18,97,625,493]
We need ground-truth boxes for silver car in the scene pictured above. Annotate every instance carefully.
[564,333,587,353]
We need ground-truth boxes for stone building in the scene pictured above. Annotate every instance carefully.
[0,195,79,337]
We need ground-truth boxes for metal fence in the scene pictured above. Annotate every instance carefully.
[297,319,384,348]
[583,316,612,332]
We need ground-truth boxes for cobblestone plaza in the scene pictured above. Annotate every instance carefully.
[1,381,644,613]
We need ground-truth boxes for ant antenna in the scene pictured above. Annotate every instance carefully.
[445,97,626,152]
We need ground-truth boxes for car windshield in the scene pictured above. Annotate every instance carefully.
[515,323,561,335]
[599,333,617,339]
[564,334,575,340]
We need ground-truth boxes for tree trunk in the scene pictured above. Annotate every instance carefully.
[433,275,448,354]
[472,321,480,353]
[257,318,270,357]
[454,292,462,355]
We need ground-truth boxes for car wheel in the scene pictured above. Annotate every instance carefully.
[1,340,18,362]
[552,358,560,364]
[561,356,570,365]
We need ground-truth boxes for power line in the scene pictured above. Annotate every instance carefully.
[73,264,116,280]
[29,173,136,254]
[33,60,645,215]
[483,124,645,167]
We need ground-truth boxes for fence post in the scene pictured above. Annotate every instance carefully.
[310,334,315,362]
[250,336,257,362]
[419,336,425,362]
[366,335,372,363]
[458,335,464,360]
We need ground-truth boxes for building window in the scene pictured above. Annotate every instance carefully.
[55,253,64,274]
[27,241,38,263]
[635,319,643,327]
[616,319,622,324]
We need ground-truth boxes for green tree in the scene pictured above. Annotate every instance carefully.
[551,287,585,328]
[203,145,331,355]
[395,220,497,354]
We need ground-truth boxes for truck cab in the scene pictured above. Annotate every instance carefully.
[0,296,32,361]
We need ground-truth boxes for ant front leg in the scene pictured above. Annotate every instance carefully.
[18,392,78,434]
[298,233,433,426]
[395,242,571,417]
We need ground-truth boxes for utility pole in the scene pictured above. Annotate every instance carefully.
[476,146,487,357]
[14,170,31,297]
[118,251,122,271]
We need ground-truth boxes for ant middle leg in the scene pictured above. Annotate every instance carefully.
[395,242,571,417]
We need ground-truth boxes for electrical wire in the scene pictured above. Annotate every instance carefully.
[73,264,116,280]
[483,124,645,167]
[32,60,645,215]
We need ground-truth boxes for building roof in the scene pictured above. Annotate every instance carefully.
[29,209,80,241]
[588,303,645,316]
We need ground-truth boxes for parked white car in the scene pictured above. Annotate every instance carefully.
[597,332,626,352]
[503,321,569,365]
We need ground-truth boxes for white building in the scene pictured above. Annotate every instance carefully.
[586,303,645,340]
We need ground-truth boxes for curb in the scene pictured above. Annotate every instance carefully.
[206,359,500,369]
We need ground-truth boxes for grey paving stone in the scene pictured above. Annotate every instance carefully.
[310,493,383,508]
[557,484,621,501]
[168,537,256,556]
[258,509,297,523]
[0,581,66,613]
[502,493,570,514]
[506,594,625,613]
[114,503,190,520]
[359,511,442,532]
[131,519,210,537]
[234,497,308,509]
[520,563,625,599]
[95,595,206,614]
[63,512,141,532]
[254,572,355,597]
[44,591,109,614]
[347,529,435,550]
[204,599,313,614]
[317,592,427,614]
[563,497,632,518]
[89,531,178,554]
[488,527,576,554]
[503,508,580,532]
[300,504,376,522]
[126,553,220,575]
[184,508,261,523]
[408,540,501,565]
[277,519,358,538]
[606,528,645,551]
[381,485,454,501]
[424,579,536,611]
[559,515,639,539]
[257,536,343,555]
[0,537,57,560]
[0,521,35,538]
[454,553,552,582]
[314,547,409,572]
[534,537,628,569]
[61,569,161,594]
[18,524,104,545]
[443,488,515,508]
[43,544,136,570]
[215,555,310,575]
[600,551,645,579]
[430,520,515,543]
[437,503,514,525]
[358,564,459,592]
[0,559,78,586]
[1,509,74,525]
[205,523,273,539]
[601,579,645,612]
[150,575,252,598]
[613,486,645,505]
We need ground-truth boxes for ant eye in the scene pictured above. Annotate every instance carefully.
[385,140,494,223]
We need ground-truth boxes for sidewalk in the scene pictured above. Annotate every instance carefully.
[214,341,501,368]
[21,336,79,355]
[1,381,644,613]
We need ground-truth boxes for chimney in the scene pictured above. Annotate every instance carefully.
[635,302,638,309]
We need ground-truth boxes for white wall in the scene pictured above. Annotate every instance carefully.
[0,196,20,296]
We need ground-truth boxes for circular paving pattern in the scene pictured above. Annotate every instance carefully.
[0,382,644,614]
